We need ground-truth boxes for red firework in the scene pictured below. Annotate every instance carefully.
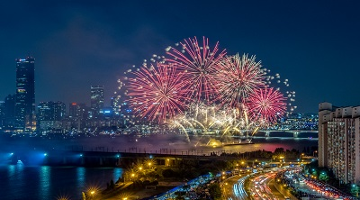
[247,87,287,123]
[126,63,189,122]
[165,36,226,103]
[216,53,266,108]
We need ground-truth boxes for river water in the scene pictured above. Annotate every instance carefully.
[0,165,123,200]
[0,134,318,200]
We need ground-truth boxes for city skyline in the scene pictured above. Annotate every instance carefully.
[1,0,360,113]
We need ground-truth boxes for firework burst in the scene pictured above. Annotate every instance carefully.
[122,36,296,137]
[165,36,226,103]
[247,87,287,123]
[216,53,266,107]
[126,63,189,122]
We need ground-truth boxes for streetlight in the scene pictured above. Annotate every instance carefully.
[252,159,258,167]
[131,173,135,181]
[85,190,95,200]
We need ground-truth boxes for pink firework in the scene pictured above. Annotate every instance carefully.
[247,87,287,123]
[165,36,226,103]
[126,63,189,122]
[216,53,266,108]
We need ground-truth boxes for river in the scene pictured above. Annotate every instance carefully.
[0,133,317,200]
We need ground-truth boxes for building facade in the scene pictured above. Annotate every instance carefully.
[15,57,36,132]
[2,94,16,131]
[37,101,66,121]
[318,102,360,184]
[37,101,66,134]
[90,85,104,118]
[68,102,89,132]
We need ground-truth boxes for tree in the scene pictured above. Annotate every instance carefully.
[274,148,285,154]
[351,184,360,198]
[110,179,115,189]
[162,169,177,178]
[174,191,185,200]
[319,171,329,182]
[209,183,222,200]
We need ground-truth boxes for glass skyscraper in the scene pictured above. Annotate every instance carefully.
[15,57,36,132]
[90,85,104,118]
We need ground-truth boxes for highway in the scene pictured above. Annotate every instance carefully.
[221,168,300,200]
[222,174,250,200]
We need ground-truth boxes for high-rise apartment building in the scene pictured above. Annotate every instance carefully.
[15,57,36,132]
[318,102,360,184]
[90,85,104,118]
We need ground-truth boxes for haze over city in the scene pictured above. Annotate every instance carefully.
[1,0,360,113]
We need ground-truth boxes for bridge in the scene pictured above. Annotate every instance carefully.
[255,130,318,138]
[177,129,318,139]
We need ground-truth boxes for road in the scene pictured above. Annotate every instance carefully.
[248,172,293,200]
[222,170,294,200]
[222,174,250,200]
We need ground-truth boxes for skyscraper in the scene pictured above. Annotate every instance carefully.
[90,85,104,118]
[68,102,88,132]
[15,57,36,132]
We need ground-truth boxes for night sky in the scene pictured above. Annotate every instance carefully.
[1,0,359,113]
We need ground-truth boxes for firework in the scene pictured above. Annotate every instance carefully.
[216,53,266,108]
[165,36,226,103]
[122,36,297,141]
[126,63,189,122]
[247,87,287,123]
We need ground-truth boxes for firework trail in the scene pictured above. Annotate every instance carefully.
[126,63,189,122]
[165,36,226,103]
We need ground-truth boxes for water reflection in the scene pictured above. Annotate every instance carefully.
[39,166,51,199]
[7,164,15,180]
[113,168,123,182]
[77,167,86,190]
